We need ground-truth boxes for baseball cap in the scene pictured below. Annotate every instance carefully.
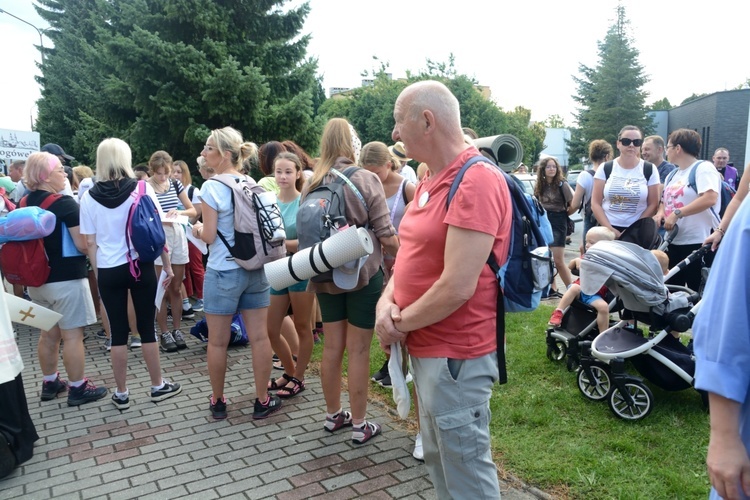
[41,143,75,161]
[332,255,367,290]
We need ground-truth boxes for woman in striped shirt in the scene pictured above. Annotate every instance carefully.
[147,151,196,353]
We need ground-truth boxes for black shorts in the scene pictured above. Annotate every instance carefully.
[546,210,568,247]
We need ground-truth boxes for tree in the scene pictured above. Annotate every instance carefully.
[545,114,566,128]
[35,0,323,166]
[681,93,708,105]
[569,4,654,162]
[649,97,672,110]
[318,61,544,165]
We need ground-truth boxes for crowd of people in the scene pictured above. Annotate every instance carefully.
[1,80,749,498]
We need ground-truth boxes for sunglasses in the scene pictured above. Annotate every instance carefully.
[619,138,643,147]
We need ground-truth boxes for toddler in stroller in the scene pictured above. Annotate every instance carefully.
[549,227,616,334]
[576,240,707,420]
[545,221,678,370]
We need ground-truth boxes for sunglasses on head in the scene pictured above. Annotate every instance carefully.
[619,138,643,147]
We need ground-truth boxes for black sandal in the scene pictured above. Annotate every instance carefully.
[272,355,297,371]
[277,377,305,399]
[268,373,292,391]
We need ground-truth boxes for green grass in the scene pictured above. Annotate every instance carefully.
[310,305,710,499]
[493,305,710,499]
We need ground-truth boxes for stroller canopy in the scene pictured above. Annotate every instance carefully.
[580,240,667,312]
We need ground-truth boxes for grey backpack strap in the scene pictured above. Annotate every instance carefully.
[331,167,368,212]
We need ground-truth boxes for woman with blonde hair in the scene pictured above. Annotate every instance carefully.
[192,127,280,420]
[80,138,182,410]
[71,165,95,201]
[23,152,108,406]
[360,141,415,385]
[172,159,204,312]
[304,118,399,444]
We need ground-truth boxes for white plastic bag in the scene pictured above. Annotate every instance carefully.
[389,343,411,419]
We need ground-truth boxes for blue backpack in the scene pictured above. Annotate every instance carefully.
[126,180,166,279]
[664,160,735,220]
[189,313,248,347]
[447,155,553,383]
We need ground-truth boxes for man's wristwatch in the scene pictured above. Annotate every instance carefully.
[673,209,683,219]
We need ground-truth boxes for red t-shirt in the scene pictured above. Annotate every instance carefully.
[393,148,512,359]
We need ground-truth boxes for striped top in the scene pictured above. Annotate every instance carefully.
[154,179,185,213]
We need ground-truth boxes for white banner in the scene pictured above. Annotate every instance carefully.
[0,129,41,175]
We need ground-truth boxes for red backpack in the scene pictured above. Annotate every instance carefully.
[0,194,61,287]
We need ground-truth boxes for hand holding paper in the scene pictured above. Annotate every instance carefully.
[161,212,189,226]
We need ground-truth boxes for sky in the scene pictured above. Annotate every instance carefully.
[2,0,748,133]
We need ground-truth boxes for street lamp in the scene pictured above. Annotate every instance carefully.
[0,8,47,63]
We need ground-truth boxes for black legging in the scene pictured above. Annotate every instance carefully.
[98,262,158,346]
[666,243,703,292]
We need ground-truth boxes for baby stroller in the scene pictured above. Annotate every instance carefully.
[545,223,677,372]
[575,240,707,421]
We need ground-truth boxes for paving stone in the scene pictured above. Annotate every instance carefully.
[6,319,534,500]
[245,478,294,499]
[321,471,368,491]
[81,478,131,499]
[386,477,433,498]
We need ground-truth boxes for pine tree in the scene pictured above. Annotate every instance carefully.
[34,0,323,165]
[569,4,653,161]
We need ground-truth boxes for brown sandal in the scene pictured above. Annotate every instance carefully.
[277,377,305,399]
[268,373,292,391]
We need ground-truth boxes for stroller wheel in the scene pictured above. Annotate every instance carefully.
[546,340,567,362]
[577,362,612,401]
[609,381,654,421]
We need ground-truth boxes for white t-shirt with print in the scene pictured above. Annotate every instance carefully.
[594,159,660,227]
[663,160,721,245]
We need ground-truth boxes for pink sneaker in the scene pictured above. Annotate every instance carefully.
[549,309,564,327]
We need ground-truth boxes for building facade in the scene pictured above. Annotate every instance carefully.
[666,89,750,172]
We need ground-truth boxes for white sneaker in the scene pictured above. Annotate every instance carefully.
[413,432,424,461]
[130,336,142,349]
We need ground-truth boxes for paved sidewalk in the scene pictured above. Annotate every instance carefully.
[1,316,547,499]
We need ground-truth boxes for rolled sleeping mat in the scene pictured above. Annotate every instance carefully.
[264,225,374,290]
[473,134,524,172]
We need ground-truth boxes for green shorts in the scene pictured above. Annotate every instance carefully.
[316,269,383,329]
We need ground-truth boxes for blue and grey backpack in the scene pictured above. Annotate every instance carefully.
[447,155,553,384]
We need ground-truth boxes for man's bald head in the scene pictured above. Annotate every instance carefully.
[399,81,462,134]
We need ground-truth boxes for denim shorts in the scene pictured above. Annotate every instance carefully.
[203,266,270,315]
[270,279,310,295]
[579,291,605,306]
